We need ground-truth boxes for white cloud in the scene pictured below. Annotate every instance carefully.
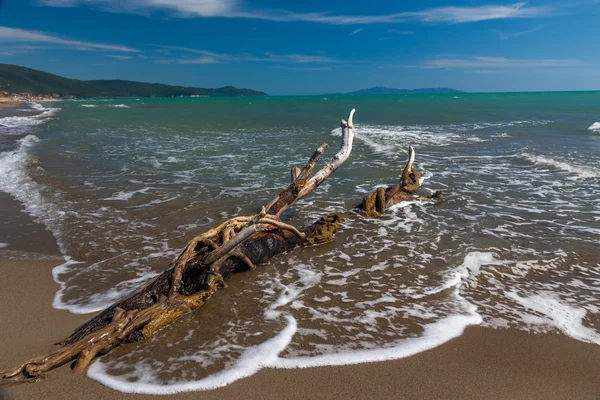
[153,46,339,64]
[38,1,551,24]
[494,24,547,40]
[387,29,415,35]
[349,28,363,36]
[392,56,590,69]
[283,54,338,63]
[0,26,139,52]
[176,56,220,64]
[40,0,236,17]
[108,54,134,60]
[272,66,331,71]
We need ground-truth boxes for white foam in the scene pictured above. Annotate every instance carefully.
[88,315,298,394]
[0,242,8,248]
[81,104,97,108]
[414,252,496,299]
[88,252,482,393]
[0,135,51,219]
[102,187,152,201]
[588,122,600,132]
[0,135,81,313]
[522,152,600,179]
[0,103,60,134]
[111,104,131,108]
[53,265,158,314]
[506,291,600,344]
[0,115,47,129]
[275,310,481,368]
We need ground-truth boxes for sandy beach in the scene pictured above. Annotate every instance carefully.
[1,256,599,400]
[0,100,24,111]
[0,96,599,399]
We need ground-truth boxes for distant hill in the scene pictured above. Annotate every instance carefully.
[0,64,268,98]
[331,86,463,95]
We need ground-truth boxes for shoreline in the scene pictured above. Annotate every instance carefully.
[0,97,59,111]
[1,95,599,399]
[0,100,24,111]
[1,258,599,400]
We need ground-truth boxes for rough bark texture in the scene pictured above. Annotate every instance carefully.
[0,110,443,389]
[0,109,356,388]
[359,145,443,216]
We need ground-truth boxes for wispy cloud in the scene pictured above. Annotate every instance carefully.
[0,26,139,52]
[153,46,340,65]
[272,66,331,71]
[389,56,591,69]
[387,29,415,35]
[38,1,552,25]
[349,28,363,36]
[494,24,547,39]
[39,0,235,17]
[108,54,134,60]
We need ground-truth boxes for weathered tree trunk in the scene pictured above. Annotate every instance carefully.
[0,109,441,388]
[0,109,356,387]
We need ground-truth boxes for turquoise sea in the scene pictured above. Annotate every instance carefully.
[0,92,599,393]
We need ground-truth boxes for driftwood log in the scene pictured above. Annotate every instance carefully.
[0,109,441,388]
[359,145,442,216]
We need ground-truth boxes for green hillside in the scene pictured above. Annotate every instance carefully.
[329,86,463,95]
[0,64,267,98]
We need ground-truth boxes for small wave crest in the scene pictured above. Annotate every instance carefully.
[522,152,600,179]
[0,135,64,232]
[506,291,600,344]
[589,122,600,132]
[0,102,61,134]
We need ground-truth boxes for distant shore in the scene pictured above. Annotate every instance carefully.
[0,95,58,110]
[0,98,24,110]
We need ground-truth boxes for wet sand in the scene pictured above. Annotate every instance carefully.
[1,257,599,400]
[0,100,23,111]
[0,193,62,258]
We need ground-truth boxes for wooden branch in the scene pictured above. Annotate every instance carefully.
[264,143,327,217]
[0,109,359,388]
[290,166,301,182]
[0,109,445,389]
[297,108,356,200]
[359,145,443,216]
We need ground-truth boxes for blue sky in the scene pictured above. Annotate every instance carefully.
[0,0,599,95]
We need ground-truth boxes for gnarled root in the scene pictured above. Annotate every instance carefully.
[0,110,358,388]
[359,145,443,216]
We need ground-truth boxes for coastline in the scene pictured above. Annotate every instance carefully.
[1,257,599,400]
[0,100,24,111]
[0,94,599,399]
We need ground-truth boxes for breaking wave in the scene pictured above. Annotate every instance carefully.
[521,152,600,179]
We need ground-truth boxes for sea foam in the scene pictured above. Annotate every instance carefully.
[86,253,483,394]
[88,316,298,394]
[588,122,600,132]
[0,135,49,218]
[506,291,600,344]
[522,152,600,179]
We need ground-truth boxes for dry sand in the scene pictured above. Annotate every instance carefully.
[1,259,599,400]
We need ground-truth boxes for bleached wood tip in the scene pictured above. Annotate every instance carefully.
[347,108,356,128]
[341,109,356,128]
[408,145,415,170]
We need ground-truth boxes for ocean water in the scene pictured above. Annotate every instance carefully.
[1,93,599,393]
